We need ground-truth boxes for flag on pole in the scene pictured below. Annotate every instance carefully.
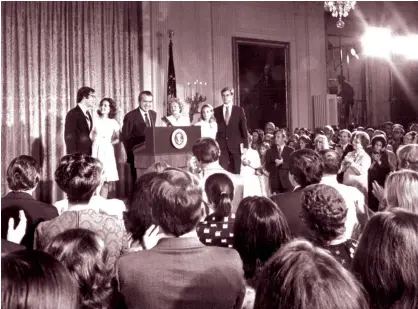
[167,30,176,114]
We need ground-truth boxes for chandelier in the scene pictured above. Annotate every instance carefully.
[324,1,356,29]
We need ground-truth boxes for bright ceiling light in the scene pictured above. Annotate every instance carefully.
[361,27,392,59]
[392,35,418,60]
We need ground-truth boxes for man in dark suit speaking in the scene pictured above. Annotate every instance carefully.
[64,86,96,155]
[122,91,157,182]
[214,87,249,174]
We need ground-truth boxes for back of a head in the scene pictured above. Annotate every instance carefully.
[205,173,234,217]
[384,169,418,214]
[6,155,40,191]
[144,162,169,174]
[192,138,220,164]
[1,250,78,309]
[397,144,418,172]
[54,153,103,204]
[352,209,418,309]
[319,149,341,175]
[150,168,203,236]
[234,196,291,281]
[44,228,112,309]
[301,184,347,243]
[125,172,159,241]
[289,149,324,187]
[254,239,369,309]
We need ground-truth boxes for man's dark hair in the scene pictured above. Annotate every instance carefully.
[289,149,324,187]
[319,149,341,175]
[150,168,203,236]
[76,87,95,103]
[192,138,220,164]
[138,91,153,102]
[6,155,41,191]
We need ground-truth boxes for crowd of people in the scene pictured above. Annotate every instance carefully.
[2,86,418,309]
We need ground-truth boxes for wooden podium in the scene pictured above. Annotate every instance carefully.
[132,126,201,179]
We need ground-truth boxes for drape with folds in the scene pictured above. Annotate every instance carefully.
[1,2,143,203]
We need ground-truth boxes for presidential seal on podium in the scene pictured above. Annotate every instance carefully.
[171,128,187,149]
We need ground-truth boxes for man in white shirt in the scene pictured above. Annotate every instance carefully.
[319,149,369,239]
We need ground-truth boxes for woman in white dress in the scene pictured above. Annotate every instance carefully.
[91,98,120,198]
[194,103,217,139]
[161,98,191,127]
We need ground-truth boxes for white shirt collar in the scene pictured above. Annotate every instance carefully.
[320,174,338,185]
[78,103,90,117]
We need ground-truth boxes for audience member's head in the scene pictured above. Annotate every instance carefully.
[55,153,103,204]
[352,131,370,151]
[124,172,159,242]
[254,239,369,309]
[301,184,348,244]
[382,121,394,137]
[45,228,112,309]
[352,209,418,309]
[263,133,274,145]
[1,250,78,309]
[273,129,287,146]
[396,144,418,171]
[233,196,291,284]
[371,134,387,153]
[150,168,202,236]
[299,134,312,149]
[403,131,417,145]
[6,155,41,192]
[339,129,352,145]
[264,122,276,135]
[366,127,375,139]
[144,162,169,174]
[392,124,405,141]
[324,125,334,142]
[205,173,234,218]
[258,142,271,157]
[289,149,324,188]
[319,149,341,175]
[192,138,220,164]
[287,134,299,149]
[314,134,330,151]
[409,123,418,133]
[383,169,418,213]
[372,129,386,138]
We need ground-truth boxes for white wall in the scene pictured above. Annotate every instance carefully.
[141,1,327,129]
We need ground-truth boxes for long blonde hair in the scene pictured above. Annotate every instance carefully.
[384,169,418,213]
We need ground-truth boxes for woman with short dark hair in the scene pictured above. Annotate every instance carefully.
[197,173,235,248]
[352,209,418,309]
[45,228,114,309]
[254,240,369,309]
[1,250,78,309]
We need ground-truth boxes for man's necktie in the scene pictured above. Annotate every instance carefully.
[277,146,282,159]
[144,113,151,127]
[225,106,230,125]
[86,111,92,130]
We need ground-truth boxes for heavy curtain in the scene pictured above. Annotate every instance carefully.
[1,2,143,203]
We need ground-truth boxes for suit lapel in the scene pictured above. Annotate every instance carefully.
[75,105,90,132]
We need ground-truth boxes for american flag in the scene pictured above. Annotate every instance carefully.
[167,38,177,114]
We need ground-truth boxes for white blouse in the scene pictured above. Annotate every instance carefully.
[194,120,218,139]
[162,114,191,127]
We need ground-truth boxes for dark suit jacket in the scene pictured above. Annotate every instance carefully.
[270,188,309,238]
[1,192,58,249]
[214,105,249,154]
[265,145,294,191]
[1,239,25,254]
[116,237,245,309]
[121,108,157,163]
[64,105,93,155]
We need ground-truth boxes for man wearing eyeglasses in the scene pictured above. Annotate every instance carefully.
[64,86,96,155]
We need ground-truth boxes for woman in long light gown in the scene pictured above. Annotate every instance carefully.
[194,103,217,139]
[91,98,120,198]
[161,98,191,127]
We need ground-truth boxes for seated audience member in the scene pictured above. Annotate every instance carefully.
[380,169,418,213]
[34,153,129,268]
[265,129,295,193]
[314,134,330,152]
[197,173,235,248]
[389,124,404,153]
[301,184,358,267]
[367,135,391,211]
[299,134,313,150]
[271,149,324,237]
[1,250,78,309]
[123,172,159,251]
[144,161,169,174]
[319,150,367,238]
[397,144,418,171]
[1,155,58,249]
[116,168,245,309]
[45,228,114,309]
[403,131,417,145]
[192,137,244,212]
[340,131,371,199]
[234,196,291,286]
[254,239,369,309]
[352,209,418,309]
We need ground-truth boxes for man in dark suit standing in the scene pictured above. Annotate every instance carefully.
[64,86,96,155]
[122,91,157,182]
[214,87,249,174]
[116,168,245,309]
[270,149,324,237]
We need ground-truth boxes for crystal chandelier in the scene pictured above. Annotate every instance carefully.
[324,1,356,29]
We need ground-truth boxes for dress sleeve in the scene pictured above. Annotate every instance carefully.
[356,153,372,175]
